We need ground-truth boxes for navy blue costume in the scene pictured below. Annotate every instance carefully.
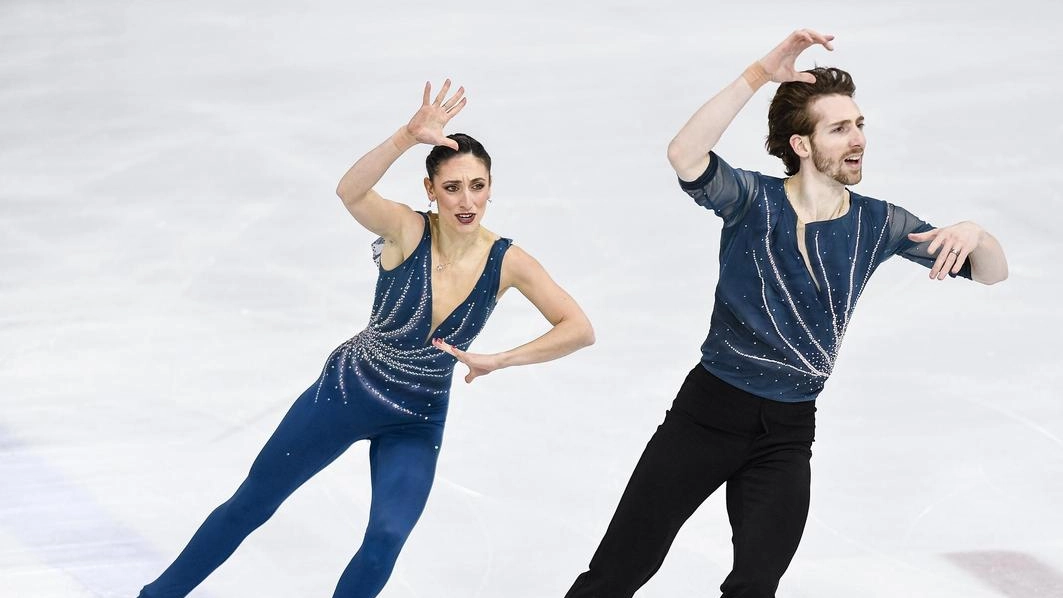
[687,152,971,402]
[141,212,512,598]
[565,154,971,598]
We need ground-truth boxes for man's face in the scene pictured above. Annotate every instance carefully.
[807,94,866,185]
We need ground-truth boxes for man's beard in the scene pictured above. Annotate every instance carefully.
[811,142,862,185]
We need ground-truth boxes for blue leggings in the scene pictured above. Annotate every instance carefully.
[139,364,445,598]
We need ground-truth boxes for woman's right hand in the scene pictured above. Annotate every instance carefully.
[404,79,467,150]
[758,29,835,84]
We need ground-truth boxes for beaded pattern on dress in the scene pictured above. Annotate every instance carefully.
[311,213,510,420]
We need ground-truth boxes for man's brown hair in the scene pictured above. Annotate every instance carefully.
[766,67,856,176]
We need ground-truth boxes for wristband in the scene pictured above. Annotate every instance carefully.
[742,62,771,90]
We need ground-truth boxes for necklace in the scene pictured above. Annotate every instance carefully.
[430,215,483,272]
[429,217,451,271]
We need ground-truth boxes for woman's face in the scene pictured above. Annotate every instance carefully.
[424,153,491,230]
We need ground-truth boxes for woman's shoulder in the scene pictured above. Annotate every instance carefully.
[496,241,536,277]
[477,225,511,247]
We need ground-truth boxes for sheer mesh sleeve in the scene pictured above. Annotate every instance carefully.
[884,203,972,279]
[679,152,759,228]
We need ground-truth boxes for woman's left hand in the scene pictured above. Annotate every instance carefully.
[405,79,467,150]
[432,338,505,383]
[908,221,985,280]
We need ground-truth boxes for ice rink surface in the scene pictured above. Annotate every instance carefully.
[2,1,1061,596]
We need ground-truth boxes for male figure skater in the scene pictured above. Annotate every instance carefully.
[565,28,1008,598]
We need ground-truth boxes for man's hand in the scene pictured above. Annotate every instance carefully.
[758,29,836,84]
[908,222,985,280]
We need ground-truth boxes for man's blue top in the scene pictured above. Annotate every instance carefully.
[681,153,971,402]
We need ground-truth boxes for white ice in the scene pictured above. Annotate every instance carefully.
[2,1,1061,597]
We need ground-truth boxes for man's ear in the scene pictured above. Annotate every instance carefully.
[790,134,811,159]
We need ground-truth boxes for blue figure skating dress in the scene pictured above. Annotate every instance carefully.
[140,211,512,598]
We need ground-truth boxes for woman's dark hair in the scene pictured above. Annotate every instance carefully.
[765,67,856,176]
[425,133,492,180]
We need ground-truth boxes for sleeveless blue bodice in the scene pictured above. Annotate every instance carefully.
[313,212,512,421]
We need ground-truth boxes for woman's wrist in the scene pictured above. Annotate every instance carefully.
[390,127,418,152]
[495,350,515,370]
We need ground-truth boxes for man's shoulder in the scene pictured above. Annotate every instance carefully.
[710,154,783,184]
[848,189,893,212]
[847,190,904,235]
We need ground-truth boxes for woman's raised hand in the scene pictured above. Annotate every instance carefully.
[405,79,467,150]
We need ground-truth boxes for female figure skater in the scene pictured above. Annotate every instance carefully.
[139,80,594,598]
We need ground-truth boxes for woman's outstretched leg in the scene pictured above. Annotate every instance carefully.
[139,387,359,598]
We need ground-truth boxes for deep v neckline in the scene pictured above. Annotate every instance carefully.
[423,221,500,344]
[780,181,853,292]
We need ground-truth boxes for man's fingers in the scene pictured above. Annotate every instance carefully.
[929,251,948,279]
[926,235,945,256]
[938,244,961,279]
[812,31,835,47]
[931,248,958,280]
[951,247,972,274]
[909,227,940,244]
[938,252,958,280]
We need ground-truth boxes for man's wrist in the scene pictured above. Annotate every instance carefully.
[742,62,771,90]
